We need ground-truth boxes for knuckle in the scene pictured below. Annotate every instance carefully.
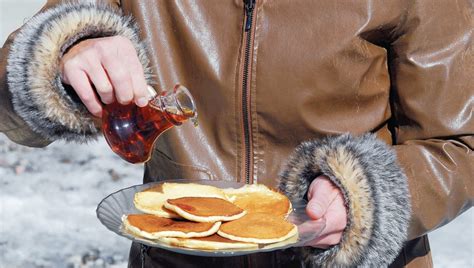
[122,92,134,102]
[135,88,148,99]
[114,80,133,92]
[93,41,109,56]
[113,70,129,81]
[96,83,113,94]
[100,53,115,67]
[94,80,113,94]
[108,36,126,50]
[97,43,116,59]
[79,92,94,103]
[99,95,114,105]
[100,97,114,105]
[89,105,101,114]
[118,37,138,54]
[63,58,79,71]
[133,81,147,94]
[316,196,330,209]
[91,39,104,50]
[115,89,133,103]
[83,48,98,63]
[116,97,131,105]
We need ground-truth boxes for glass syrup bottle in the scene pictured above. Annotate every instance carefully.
[102,84,197,164]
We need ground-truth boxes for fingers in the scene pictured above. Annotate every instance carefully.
[305,196,346,248]
[306,177,339,220]
[86,59,114,104]
[102,36,149,107]
[297,218,326,240]
[60,36,149,116]
[66,69,102,117]
[307,232,344,249]
[305,175,348,249]
[128,52,150,107]
[102,55,134,105]
[325,190,348,232]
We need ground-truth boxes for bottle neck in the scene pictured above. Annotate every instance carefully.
[148,85,198,126]
[149,94,195,126]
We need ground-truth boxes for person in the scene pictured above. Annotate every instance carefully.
[1,0,472,267]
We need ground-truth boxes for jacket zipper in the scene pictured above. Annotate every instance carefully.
[242,0,256,184]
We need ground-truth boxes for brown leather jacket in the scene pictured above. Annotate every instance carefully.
[1,0,472,267]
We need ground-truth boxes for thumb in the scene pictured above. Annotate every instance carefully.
[306,177,332,220]
[306,197,328,220]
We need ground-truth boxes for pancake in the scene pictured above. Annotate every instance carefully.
[122,214,221,239]
[134,183,227,218]
[259,232,299,250]
[158,234,258,250]
[134,191,180,218]
[217,213,298,244]
[164,197,246,222]
[224,184,292,218]
[161,183,227,199]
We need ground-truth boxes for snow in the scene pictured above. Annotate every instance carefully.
[430,210,474,268]
[0,134,142,267]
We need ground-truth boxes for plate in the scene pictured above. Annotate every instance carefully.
[96,179,325,257]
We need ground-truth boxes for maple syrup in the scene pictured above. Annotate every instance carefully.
[102,85,197,164]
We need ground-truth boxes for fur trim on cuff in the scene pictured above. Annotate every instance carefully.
[6,2,152,142]
[279,133,411,267]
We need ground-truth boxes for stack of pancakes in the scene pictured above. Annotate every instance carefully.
[122,182,297,250]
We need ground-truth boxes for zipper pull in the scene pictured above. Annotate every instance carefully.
[244,0,256,32]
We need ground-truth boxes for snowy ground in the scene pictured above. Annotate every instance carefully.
[0,134,472,268]
[1,1,473,267]
[0,134,141,267]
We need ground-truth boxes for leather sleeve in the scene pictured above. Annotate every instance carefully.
[0,1,65,147]
[0,0,151,145]
[278,2,472,267]
[390,0,474,239]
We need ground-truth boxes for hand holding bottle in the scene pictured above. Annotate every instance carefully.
[60,36,150,117]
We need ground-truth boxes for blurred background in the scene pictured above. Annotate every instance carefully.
[1,1,472,267]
